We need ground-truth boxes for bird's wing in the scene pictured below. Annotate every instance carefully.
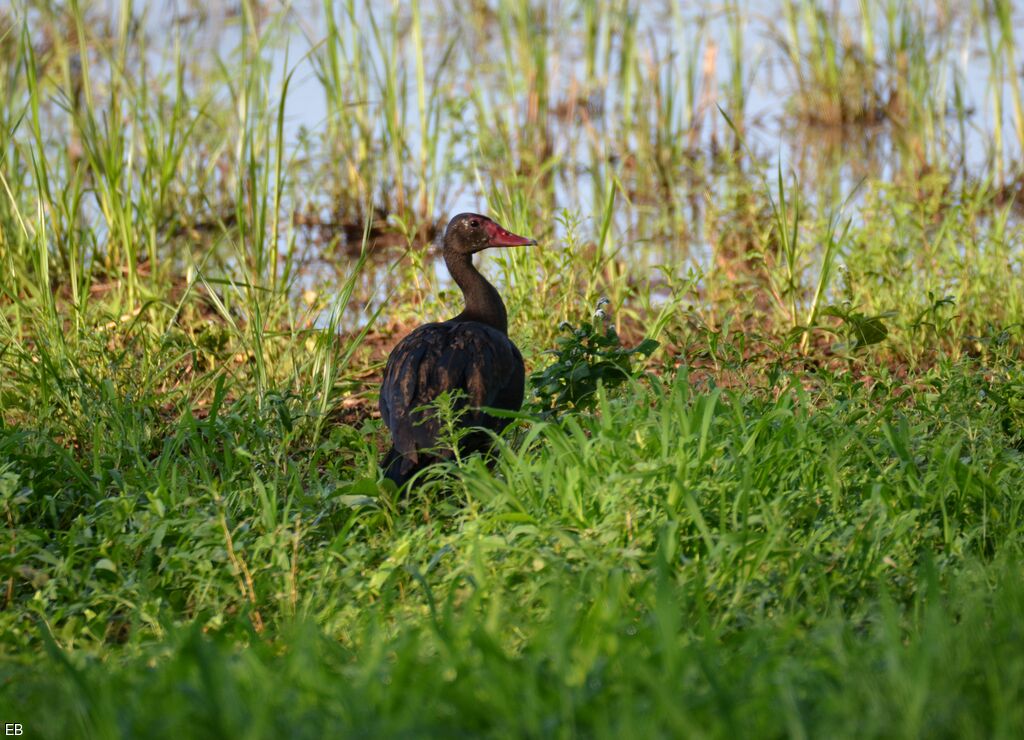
[379,322,525,464]
[379,324,446,461]
[455,325,524,416]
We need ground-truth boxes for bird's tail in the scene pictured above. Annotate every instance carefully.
[381,446,416,489]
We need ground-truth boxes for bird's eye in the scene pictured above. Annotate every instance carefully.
[469,219,480,228]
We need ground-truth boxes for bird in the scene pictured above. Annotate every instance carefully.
[379,213,537,489]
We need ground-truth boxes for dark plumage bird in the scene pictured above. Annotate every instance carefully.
[379,213,537,489]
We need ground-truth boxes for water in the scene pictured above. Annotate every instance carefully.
[21,0,1024,324]
[130,3,1020,191]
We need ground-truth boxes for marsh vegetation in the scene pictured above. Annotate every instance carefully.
[1,0,1023,735]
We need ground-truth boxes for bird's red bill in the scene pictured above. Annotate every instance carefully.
[485,221,537,246]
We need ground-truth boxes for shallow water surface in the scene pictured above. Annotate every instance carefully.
[20,0,1024,326]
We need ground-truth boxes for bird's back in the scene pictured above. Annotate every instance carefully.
[379,320,524,484]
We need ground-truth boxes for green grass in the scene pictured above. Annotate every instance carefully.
[2,0,1024,737]
[1,360,1023,736]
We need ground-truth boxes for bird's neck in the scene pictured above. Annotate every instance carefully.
[444,250,508,334]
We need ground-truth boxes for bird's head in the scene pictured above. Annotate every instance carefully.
[442,213,537,255]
